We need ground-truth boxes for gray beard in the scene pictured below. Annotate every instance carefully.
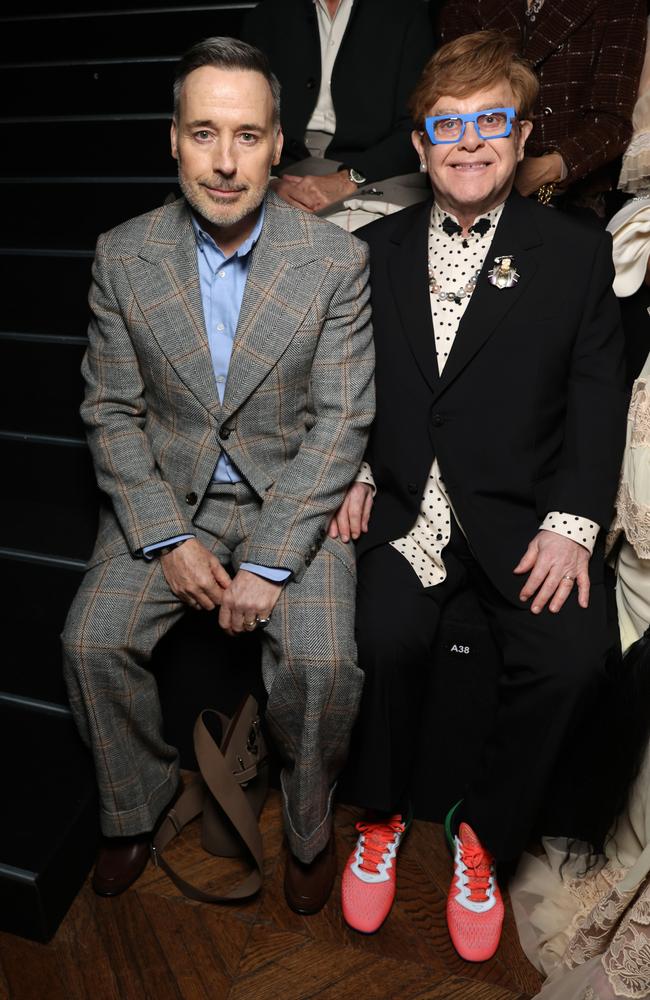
[178,171,268,230]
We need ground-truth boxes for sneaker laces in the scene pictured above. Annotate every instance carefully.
[355,817,405,875]
[459,843,492,902]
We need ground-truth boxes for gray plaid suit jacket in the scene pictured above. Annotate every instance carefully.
[81,191,375,579]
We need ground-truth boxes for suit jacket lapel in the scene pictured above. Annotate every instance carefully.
[388,199,439,392]
[432,190,542,404]
[222,192,321,417]
[125,199,222,417]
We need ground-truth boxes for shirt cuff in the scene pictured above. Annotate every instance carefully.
[540,512,599,553]
[143,534,194,559]
[240,562,292,583]
[355,461,377,496]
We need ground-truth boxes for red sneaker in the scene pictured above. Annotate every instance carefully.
[341,814,407,933]
[446,822,504,962]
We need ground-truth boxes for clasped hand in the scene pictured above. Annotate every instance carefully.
[271,171,357,213]
[514,530,590,613]
[328,482,374,541]
[160,538,282,635]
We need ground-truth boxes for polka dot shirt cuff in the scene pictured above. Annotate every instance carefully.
[540,512,599,553]
[355,461,377,496]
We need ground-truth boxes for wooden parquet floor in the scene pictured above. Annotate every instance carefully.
[0,792,544,1000]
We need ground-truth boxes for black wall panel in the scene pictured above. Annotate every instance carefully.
[0,338,86,437]
[3,122,176,180]
[1,8,251,63]
[2,179,177,240]
[1,558,84,704]
[0,439,98,559]
[2,62,178,117]
[1,257,93,337]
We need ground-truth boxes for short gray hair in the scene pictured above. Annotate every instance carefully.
[173,36,281,125]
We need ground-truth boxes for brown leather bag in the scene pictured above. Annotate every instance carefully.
[152,696,269,902]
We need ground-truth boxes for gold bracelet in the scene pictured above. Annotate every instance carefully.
[537,182,556,206]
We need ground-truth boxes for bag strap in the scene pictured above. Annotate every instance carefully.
[151,699,264,902]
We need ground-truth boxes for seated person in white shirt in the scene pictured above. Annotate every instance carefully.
[243,0,434,230]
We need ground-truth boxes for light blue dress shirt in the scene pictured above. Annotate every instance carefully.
[144,205,290,583]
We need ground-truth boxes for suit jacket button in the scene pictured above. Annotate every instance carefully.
[407,482,417,494]
[432,413,444,427]
[219,425,231,440]
[306,77,316,89]
[185,491,198,505]
[543,106,553,116]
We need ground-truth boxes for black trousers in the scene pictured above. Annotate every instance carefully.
[348,520,609,862]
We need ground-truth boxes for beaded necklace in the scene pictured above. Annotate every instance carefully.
[427,215,490,304]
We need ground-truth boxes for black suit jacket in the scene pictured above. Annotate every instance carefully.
[356,192,628,601]
[243,0,434,182]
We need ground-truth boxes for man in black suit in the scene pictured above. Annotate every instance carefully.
[332,31,627,959]
[243,0,433,228]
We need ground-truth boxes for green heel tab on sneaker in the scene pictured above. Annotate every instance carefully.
[444,799,463,853]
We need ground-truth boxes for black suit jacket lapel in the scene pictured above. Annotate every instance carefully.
[387,199,439,391]
[432,191,542,404]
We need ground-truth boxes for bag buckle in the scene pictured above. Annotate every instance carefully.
[247,718,260,755]
[237,754,251,788]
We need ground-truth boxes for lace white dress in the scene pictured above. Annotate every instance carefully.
[609,359,650,653]
[511,751,650,1000]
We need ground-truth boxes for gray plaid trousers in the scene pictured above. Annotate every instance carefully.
[62,483,362,862]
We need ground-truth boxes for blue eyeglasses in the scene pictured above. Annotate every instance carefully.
[424,107,517,145]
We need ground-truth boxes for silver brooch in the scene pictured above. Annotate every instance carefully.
[488,255,519,289]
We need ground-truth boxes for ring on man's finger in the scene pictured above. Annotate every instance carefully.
[561,575,574,584]
[256,616,271,629]
[243,618,257,631]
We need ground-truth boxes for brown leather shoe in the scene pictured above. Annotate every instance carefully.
[92,834,151,896]
[284,833,336,915]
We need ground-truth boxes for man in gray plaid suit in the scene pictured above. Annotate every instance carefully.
[62,36,374,914]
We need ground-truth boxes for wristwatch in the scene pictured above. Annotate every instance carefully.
[338,164,367,187]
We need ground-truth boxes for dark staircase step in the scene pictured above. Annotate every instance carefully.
[0,700,98,942]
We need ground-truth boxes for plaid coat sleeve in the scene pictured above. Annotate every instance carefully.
[80,235,193,555]
[243,239,375,581]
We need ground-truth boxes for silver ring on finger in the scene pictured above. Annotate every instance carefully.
[561,575,574,584]
[256,616,271,630]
